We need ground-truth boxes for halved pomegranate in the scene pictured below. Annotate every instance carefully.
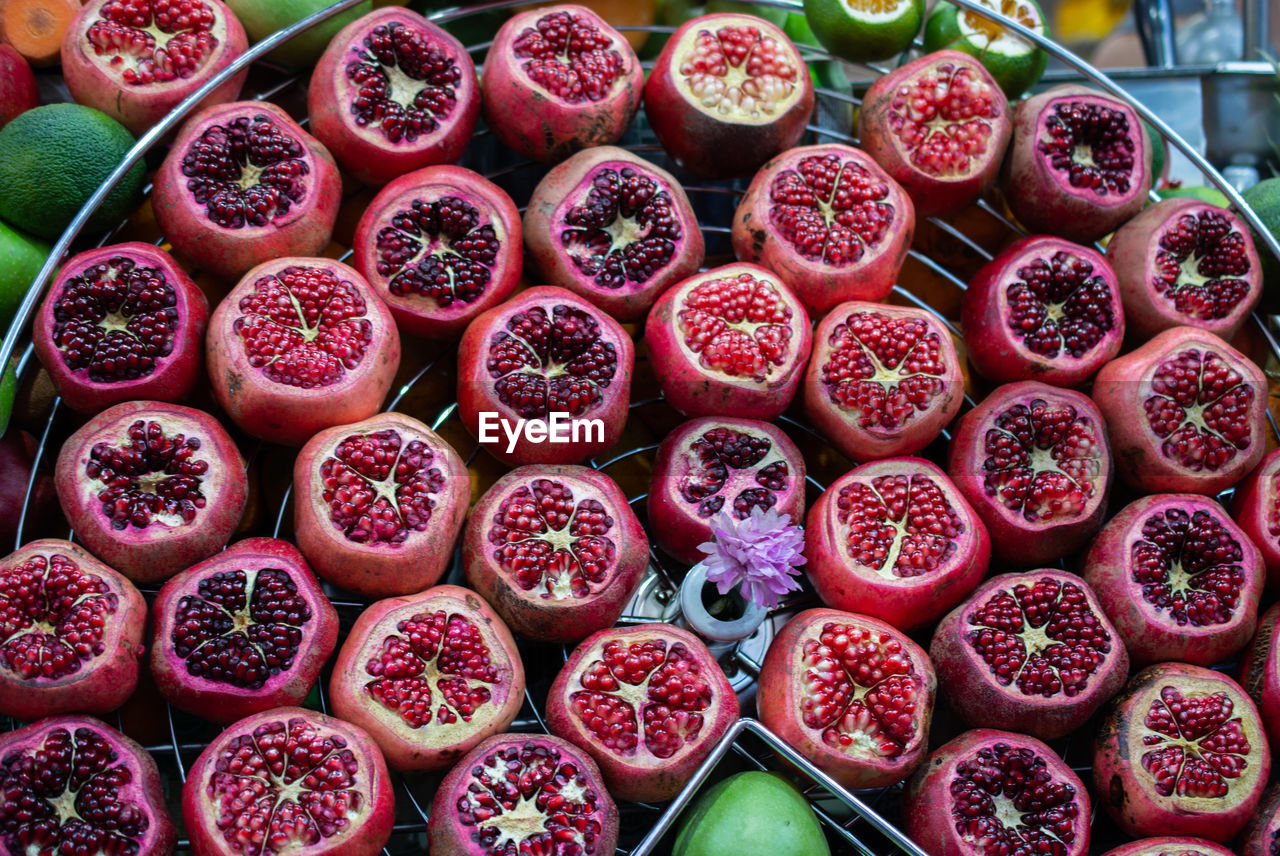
[1092,325,1267,495]
[644,12,814,179]
[647,417,806,566]
[857,49,1012,217]
[351,165,522,339]
[645,263,812,419]
[1103,838,1235,856]
[803,301,964,461]
[207,257,401,447]
[0,539,145,721]
[329,584,525,773]
[731,143,915,315]
[758,608,936,789]
[805,457,989,631]
[309,6,479,186]
[1239,603,1280,753]
[55,400,248,583]
[545,622,740,803]
[960,235,1124,387]
[293,412,470,598]
[1232,447,1280,588]
[1094,663,1271,843]
[946,380,1113,565]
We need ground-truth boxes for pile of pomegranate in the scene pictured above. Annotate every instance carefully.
[4,3,1280,856]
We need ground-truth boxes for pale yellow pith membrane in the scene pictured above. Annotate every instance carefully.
[799,633,913,757]
[501,486,602,601]
[674,24,801,126]
[1026,445,1091,515]
[958,0,1041,52]
[474,755,588,851]
[89,11,221,81]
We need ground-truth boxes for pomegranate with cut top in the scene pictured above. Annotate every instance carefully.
[1102,839,1236,856]
[1232,447,1280,588]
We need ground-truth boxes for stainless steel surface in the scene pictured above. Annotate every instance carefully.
[1242,0,1271,60]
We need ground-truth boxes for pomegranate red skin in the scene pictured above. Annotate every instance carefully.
[1092,326,1267,495]
[1232,448,1280,588]
[1101,838,1235,856]
[293,412,469,598]
[308,7,479,186]
[462,465,648,642]
[149,537,338,724]
[480,4,641,163]
[1239,603,1280,755]
[61,0,249,136]
[0,540,145,721]
[0,44,38,128]
[329,585,526,772]
[758,608,937,789]
[33,242,209,414]
[731,144,915,315]
[805,457,989,632]
[960,235,1124,387]
[1239,784,1280,856]
[153,100,342,281]
[857,50,1012,218]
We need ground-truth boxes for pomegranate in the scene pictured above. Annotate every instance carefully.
[644,263,812,419]
[946,380,1113,565]
[308,6,479,186]
[0,715,176,856]
[55,400,248,583]
[1239,603,1280,753]
[545,622,740,803]
[0,539,145,721]
[960,235,1124,387]
[351,165,522,339]
[292,412,469,598]
[1000,84,1153,244]
[644,12,814,179]
[1092,325,1267,495]
[1232,448,1280,588]
[0,430,55,550]
[480,4,641,163]
[149,537,338,724]
[152,100,342,281]
[647,417,805,566]
[1108,196,1262,340]
[757,608,936,789]
[1094,662,1270,842]
[61,0,248,136]
[1240,785,1280,856]
[804,457,989,631]
[524,146,704,322]
[1102,838,1236,856]
[0,44,38,128]
[857,49,1012,217]
[207,258,401,447]
[803,301,964,460]
[457,286,634,466]
[462,464,648,642]
[1083,492,1263,666]
[427,732,619,856]
[329,584,525,772]
[904,728,1091,856]
[730,144,915,315]
[32,242,209,414]
[183,707,395,856]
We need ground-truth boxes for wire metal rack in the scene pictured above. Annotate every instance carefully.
[3,1,1280,855]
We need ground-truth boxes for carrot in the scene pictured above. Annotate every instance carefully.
[0,0,81,67]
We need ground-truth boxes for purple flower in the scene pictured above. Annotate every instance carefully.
[696,505,805,610]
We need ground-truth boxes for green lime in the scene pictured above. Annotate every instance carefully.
[1157,185,1231,207]
[1143,119,1166,182]
[0,104,145,241]
[0,359,15,438]
[785,12,851,90]
[804,0,925,63]
[673,771,831,856]
[1242,177,1280,310]
[223,0,373,67]
[923,0,1048,98]
[0,221,51,329]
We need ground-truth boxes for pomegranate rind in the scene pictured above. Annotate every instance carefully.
[0,539,145,721]
[1100,837,1235,856]
[545,622,741,803]
[61,0,249,136]
[153,100,343,281]
[960,235,1124,387]
[1094,663,1271,842]
[647,416,807,566]
[308,7,479,186]
[55,400,248,583]
[462,464,648,642]
[1092,325,1267,496]
[930,569,1129,739]
[1232,447,1280,589]
[1238,783,1280,856]
[757,608,937,789]
[731,143,916,315]
[183,707,394,856]
[33,242,210,415]
[1239,604,1280,764]
[805,457,989,631]
[524,145,705,323]
[352,165,523,339]
[149,537,339,724]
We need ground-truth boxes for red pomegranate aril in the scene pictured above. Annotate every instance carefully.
[1102,838,1236,856]
[1232,447,1280,588]
[1239,603,1280,754]
[1239,784,1280,856]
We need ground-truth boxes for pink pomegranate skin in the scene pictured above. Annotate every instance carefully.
[1101,838,1235,856]
[758,608,936,789]
[1238,603,1280,753]
[1092,325,1267,496]
[0,44,38,127]
[1232,448,1280,588]
[1239,784,1280,856]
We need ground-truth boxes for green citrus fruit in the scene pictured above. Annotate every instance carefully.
[785,12,851,90]
[673,771,831,856]
[0,221,51,329]
[804,0,925,63]
[1242,177,1280,310]
[923,0,1048,98]
[223,0,373,67]
[1157,185,1231,207]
